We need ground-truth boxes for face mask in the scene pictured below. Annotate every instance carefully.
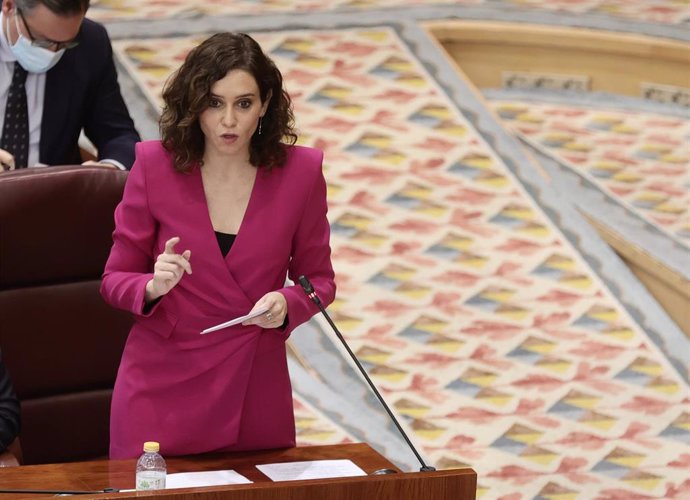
[6,12,65,73]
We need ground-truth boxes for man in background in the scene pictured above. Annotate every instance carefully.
[0,0,139,171]
[0,354,19,456]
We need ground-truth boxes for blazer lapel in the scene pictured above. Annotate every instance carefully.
[189,167,256,309]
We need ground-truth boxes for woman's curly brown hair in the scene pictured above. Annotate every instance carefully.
[159,32,297,172]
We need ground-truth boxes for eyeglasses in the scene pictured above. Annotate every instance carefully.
[16,7,79,51]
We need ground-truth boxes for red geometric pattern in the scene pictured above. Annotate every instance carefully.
[91,0,690,25]
[114,29,690,499]
[492,101,690,246]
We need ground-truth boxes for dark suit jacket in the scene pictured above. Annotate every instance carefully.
[0,354,19,452]
[40,18,140,168]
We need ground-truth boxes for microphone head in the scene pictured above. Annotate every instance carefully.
[298,275,314,294]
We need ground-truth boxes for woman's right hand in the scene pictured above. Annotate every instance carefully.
[145,236,192,302]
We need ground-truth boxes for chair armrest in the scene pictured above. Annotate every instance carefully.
[0,450,19,467]
[0,439,22,467]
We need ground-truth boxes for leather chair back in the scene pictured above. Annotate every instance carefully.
[0,166,133,464]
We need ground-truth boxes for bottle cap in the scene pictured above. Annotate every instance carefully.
[143,441,160,453]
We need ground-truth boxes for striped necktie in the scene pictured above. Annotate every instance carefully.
[1,62,29,169]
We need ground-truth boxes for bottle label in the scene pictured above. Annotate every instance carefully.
[136,470,166,490]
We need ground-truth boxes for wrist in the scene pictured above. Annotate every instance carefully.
[144,279,161,303]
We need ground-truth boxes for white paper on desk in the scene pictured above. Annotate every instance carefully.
[256,459,366,482]
[201,307,269,334]
[165,470,252,489]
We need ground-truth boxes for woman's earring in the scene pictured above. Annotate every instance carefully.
[258,117,263,135]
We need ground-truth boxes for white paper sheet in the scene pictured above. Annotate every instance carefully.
[256,459,366,482]
[165,470,252,489]
[200,307,269,334]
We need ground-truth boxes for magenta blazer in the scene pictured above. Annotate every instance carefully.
[101,141,335,459]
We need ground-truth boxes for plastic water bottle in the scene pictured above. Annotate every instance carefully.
[135,441,166,490]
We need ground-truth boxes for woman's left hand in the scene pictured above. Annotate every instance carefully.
[243,291,287,329]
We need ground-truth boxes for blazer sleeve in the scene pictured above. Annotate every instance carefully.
[100,143,157,315]
[279,153,336,336]
[0,357,20,453]
[82,21,140,169]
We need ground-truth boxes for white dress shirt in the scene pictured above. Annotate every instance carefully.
[0,11,46,168]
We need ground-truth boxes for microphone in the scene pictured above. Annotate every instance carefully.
[298,275,436,473]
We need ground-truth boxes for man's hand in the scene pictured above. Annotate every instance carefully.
[0,149,15,171]
[82,160,117,168]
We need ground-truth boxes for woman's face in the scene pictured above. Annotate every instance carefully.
[199,69,269,161]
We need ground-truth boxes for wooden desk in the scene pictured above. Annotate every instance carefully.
[0,443,476,499]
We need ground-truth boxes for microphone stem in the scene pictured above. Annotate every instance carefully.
[311,295,435,472]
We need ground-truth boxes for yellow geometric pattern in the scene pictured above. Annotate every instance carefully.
[91,0,690,25]
[493,101,690,246]
[114,27,690,499]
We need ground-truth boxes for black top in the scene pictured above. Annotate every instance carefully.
[215,231,237,257]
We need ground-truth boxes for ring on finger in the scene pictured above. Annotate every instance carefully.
[266,311,273,321]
